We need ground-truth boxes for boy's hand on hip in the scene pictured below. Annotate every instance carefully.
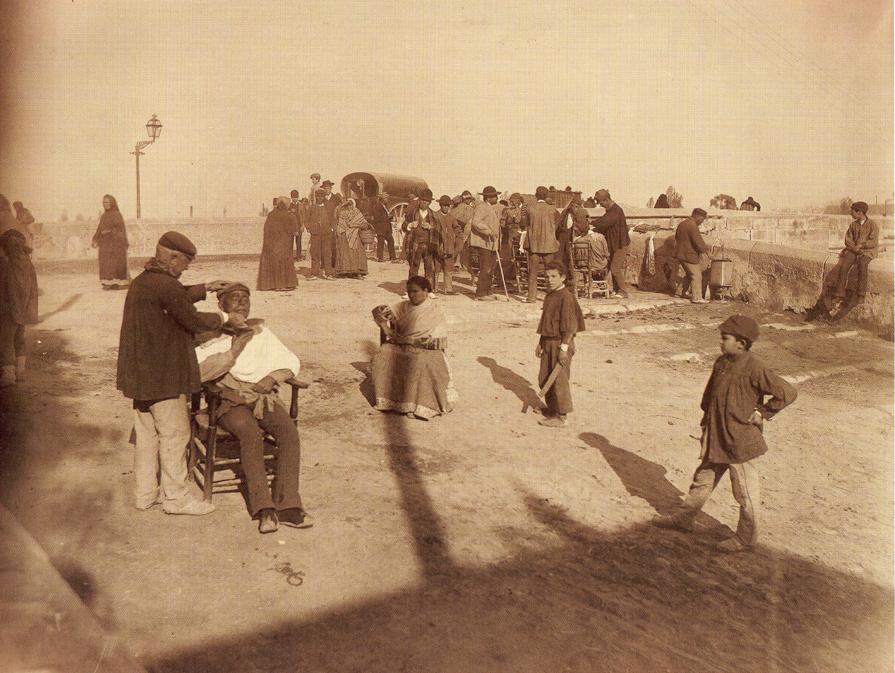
[748,410,764,428]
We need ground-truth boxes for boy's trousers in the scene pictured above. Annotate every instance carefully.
[672,458,760,546]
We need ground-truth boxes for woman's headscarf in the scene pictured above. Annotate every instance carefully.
[103,194,120,211]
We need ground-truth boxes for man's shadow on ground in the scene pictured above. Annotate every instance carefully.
[477,356,544,413]
[580,432,728,536]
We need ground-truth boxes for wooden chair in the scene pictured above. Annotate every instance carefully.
[572,240,612,299]
[189,377,310,502]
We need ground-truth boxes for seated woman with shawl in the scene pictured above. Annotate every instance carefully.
[371,276,457,420]
[334,198,369,278]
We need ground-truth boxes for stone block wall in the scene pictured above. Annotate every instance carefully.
[630,232,894,339]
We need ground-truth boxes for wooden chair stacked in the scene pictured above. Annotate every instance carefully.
[189,377,310,501]
[572,240,612,299]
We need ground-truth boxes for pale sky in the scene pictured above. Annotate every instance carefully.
[1,0,892,220]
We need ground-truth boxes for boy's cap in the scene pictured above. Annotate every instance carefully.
[719,314,759,342]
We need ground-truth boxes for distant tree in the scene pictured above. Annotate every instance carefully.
[839,196,853,214]
[710,193,738,209]
[665,185,683,208]
[59,209,68,222]
[646,196,655,208]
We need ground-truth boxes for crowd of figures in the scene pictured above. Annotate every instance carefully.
[256,176,634,304]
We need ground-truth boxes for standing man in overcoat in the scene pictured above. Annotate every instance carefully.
[524,186,560,302]
[592,189,632,299]
[470,186,503,301]
[117,231,239,515]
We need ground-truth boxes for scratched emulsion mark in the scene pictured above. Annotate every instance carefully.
[270,561,305,587]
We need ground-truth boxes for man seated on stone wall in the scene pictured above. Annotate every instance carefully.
[195,283,312,534]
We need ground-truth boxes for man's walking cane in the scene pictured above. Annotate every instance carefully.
[495,241,511,301]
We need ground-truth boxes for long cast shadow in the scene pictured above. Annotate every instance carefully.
[478,356,543,412]
[581,432,724,530]
[362,337,454,578]
[37,292,82,323]
[150,484,893,673]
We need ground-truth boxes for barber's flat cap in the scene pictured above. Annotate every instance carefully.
[692,207,707,217]
[158,231,197,258]
[460,190,473,199]
[719,314,759,342]
[216,282,251,298]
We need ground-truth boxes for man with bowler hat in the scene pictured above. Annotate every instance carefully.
[117,231,241,515]
[470,186,503,300]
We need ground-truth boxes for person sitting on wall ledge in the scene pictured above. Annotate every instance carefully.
[831,201,878,307]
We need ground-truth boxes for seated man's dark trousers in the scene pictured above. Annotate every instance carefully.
[834,251,871,301]
[217,404,305,516]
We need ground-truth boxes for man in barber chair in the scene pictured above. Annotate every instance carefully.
[195,283,312,534]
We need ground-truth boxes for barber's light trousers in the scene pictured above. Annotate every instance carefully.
[132,396,193,508]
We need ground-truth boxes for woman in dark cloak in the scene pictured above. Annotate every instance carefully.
[91,194,129,289]
[257,197,298,291]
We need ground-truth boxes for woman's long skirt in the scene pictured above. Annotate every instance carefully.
[97,240,129,284]
[371,344,457,419]
[334,235,368,276]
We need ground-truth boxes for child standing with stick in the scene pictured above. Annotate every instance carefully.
[535,262,585,428]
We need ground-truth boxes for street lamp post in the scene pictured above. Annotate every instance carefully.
[131,114,163,219]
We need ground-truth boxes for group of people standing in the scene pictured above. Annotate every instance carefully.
[257,177,371,291]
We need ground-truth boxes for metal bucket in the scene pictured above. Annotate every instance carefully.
[709,258,733,287]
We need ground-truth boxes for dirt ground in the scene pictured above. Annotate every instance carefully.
[1,255,892,673]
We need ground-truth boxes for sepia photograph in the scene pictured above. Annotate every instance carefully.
[0,1,892,671]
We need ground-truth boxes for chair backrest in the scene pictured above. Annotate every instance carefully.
[572,240,592,269]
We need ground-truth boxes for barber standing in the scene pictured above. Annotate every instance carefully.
[117,231,239,515]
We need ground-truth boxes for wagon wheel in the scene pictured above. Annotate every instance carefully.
[388,202,409,261]
[388,202,408,229]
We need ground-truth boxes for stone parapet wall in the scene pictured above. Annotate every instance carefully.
[628,232,894,339]
[30,217,265,260]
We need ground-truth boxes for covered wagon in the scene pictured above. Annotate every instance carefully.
[340,171,429,224]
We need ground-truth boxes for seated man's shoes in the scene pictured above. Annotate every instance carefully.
[279,507,313,529]
[651,514,694,532]
[163,498,216,516]
[258,508,279,534]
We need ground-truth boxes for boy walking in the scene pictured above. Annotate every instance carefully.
[653,315,797,552]
[535,262,585,428]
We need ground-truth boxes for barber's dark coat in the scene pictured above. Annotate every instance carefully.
[117,266,223,401]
